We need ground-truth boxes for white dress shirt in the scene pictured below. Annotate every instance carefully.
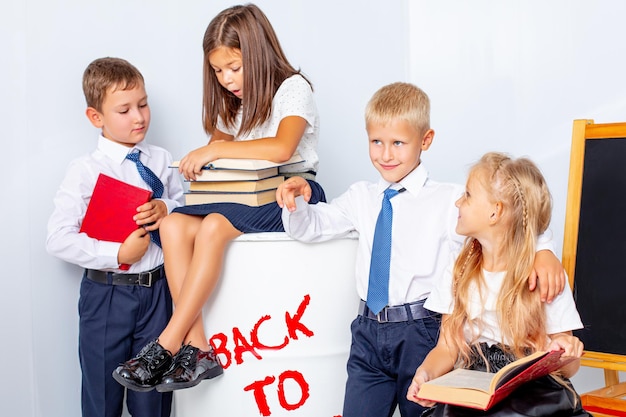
[46,135,184,272]
[283,164,465,305]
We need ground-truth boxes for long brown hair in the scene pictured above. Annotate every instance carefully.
[201,3,311,137]
[445,152,553,366]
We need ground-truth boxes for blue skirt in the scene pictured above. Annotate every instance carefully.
[172,179,326,233]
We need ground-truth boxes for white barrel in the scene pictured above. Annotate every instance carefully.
[173,232,359,417]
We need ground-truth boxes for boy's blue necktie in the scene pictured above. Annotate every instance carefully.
[126,151,164,247]
[367,187,402,315]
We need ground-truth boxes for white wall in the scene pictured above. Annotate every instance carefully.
[2,0,624,416]
[408,0,626,396]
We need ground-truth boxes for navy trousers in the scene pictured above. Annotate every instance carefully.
[342,309,441,417]
[78,273,173,417]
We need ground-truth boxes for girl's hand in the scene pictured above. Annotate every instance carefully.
[548,332,583,378]
[178,145,217,181]
[276,176,311,212]
[407,368,436,407]
[134,200,168,231]
[548,333,584,359]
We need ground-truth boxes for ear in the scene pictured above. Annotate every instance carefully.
[489,201,504,224]
[421,129,435,150]
[85,107,104,129]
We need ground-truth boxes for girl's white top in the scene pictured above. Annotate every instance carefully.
[425,266,584,346]
[216,74,319,174]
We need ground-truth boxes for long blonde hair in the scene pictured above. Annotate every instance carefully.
[445,152,553,365]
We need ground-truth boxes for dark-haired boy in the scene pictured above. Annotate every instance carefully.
[46,57,184,417]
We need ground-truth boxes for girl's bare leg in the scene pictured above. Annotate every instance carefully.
[159,213,203,352]
[159,212,242,353]
[161,213,201,297]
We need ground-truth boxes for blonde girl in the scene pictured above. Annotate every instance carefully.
[407,152,590,416]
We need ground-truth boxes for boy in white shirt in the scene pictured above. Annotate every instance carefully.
[46,57,184,417]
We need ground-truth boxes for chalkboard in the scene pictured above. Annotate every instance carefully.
[562,119,626,375]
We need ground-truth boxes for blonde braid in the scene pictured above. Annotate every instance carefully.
[510,175,528,233]
[454,238,478,297]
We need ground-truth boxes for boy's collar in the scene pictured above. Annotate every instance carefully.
[376,163,429,195]
[97,135,150,164]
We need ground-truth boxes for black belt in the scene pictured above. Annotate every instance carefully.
[358,299,431,323]
[84,265,164,287]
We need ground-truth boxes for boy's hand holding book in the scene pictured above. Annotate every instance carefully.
[133,199,168,233]
[118,228,151,266]
[79,173,155,270]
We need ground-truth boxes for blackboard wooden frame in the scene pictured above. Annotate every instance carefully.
[563,120,626,395]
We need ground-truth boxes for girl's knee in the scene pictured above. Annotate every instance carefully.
[161,213,202,239]
[198,214,240,240]
[161,213,184,234]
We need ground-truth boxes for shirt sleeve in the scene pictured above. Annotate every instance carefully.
[156,149,184,212]
[281,196,355,243]
[274,75,317,126]
[281,182,362,242]
[215,115,234,137]
[545,275,584,334]
[46,159,121,270]
[537,228,556,253]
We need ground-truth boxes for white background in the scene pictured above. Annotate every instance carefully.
[2,0,625,416]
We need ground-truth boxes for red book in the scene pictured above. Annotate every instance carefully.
[416,350,576,410]
[80,173,152,269]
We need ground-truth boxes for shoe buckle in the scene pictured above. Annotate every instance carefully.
[138,270,153,287]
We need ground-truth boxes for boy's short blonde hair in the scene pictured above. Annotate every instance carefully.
[82,57,144,111]
[365,82,430,134]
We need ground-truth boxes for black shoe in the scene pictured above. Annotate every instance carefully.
[156,343,223,392]
[112,340,174,392]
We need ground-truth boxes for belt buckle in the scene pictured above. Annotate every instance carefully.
[138,270,153,287]
[376,308,389,323]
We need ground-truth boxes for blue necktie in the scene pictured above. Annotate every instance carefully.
[367,187,401,315]
[126,151,164,247]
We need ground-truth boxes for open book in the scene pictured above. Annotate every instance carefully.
[417,350,575,410]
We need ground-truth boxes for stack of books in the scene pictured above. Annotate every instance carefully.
[171,153,304,206]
